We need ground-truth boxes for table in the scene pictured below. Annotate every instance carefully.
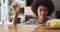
[0,24,60,32]
[0,24,38,32]
[33,25,60,32]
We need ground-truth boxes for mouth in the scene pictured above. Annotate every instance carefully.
[40,16,46,19]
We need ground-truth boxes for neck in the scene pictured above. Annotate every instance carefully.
[37,17,46,24]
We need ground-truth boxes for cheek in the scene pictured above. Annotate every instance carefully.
[44,11,48,15]
[37,10,40,17]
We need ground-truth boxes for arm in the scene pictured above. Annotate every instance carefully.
[12,2,20,24]
[13,12,19,24]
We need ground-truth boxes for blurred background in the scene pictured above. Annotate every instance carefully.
[0,0,1,22]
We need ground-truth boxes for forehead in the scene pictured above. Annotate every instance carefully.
[38,6,48,10]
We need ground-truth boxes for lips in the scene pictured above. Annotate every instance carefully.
[40,15,46,19]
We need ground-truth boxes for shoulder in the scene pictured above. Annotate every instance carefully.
[24,19,38,25]
[28,19,36,22]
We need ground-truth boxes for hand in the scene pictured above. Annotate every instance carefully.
[11,2,20,14]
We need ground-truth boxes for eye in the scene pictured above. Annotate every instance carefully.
[39,9,42,12]
[43,9,48,12]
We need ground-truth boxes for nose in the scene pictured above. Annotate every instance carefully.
[41,11,45,15]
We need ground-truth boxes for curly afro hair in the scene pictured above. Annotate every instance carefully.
[31,0,55,16]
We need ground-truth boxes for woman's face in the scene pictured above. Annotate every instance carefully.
[37,6,48,20]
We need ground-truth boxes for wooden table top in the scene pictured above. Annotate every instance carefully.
[0,24,38,32]
[33,25,60,32]
[0,24,60,32]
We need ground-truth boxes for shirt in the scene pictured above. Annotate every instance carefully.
[24,18,49,25]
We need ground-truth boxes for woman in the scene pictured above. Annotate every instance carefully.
[11,0,60,28]
[24,0,55,25]
[12,0,55,25]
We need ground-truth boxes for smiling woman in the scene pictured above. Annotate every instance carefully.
[24,0,55,25]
